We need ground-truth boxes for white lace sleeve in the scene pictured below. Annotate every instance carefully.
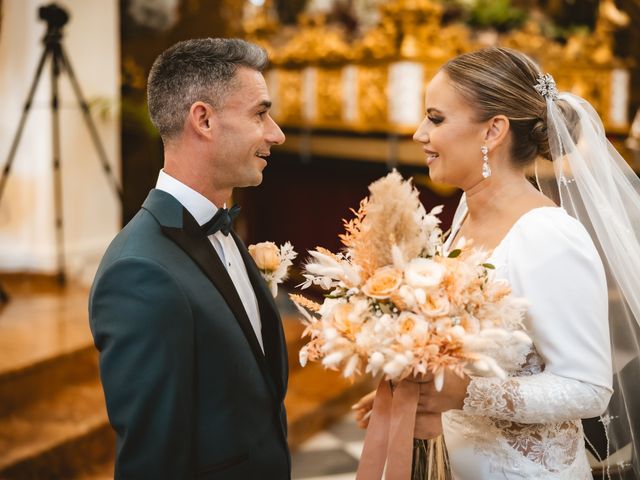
[464,372,611,423]
[463,208,613,423]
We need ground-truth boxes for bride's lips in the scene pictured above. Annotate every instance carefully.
[424,149,439,166]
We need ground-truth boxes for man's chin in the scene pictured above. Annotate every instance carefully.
[244,171,263,187]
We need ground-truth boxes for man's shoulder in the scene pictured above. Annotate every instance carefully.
[109,208,160,253]
[96,208,175,276]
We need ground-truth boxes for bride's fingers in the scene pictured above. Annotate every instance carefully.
[416,371,471,412]
[354,408,372,429]
[353,405,373,420]
[351,390,376,410]
[353,391,376,430]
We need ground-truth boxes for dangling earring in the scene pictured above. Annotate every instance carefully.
[481,145,491,178]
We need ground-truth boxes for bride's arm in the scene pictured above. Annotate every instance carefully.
[463,371,610,423]
[462,215,613,423]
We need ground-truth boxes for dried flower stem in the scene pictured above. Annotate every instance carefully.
[289,293,322,312]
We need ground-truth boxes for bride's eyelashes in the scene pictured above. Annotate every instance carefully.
[428,115,444,125]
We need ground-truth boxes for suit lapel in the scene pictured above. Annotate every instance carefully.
[142,190,276,398]
[231,231,288,400]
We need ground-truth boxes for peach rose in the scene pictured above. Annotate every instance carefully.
[248,242,280,271]
[419,292,451,317]
[333,302,360,336]
[362,266,403,299]
[399,312,416,334]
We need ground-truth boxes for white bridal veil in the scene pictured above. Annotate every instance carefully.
[535,78,640,478]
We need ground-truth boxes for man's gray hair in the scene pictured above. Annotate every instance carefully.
[147,38,268,140]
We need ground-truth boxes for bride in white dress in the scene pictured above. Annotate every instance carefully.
[356,46,640,479]
[410,47,614,480]
[440,196,611,479]
[411,46,640,479]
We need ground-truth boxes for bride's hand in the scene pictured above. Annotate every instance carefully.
[416,369,471,413]
[414,411,443,439]
[352,390,376,429]
[402,374,443,439]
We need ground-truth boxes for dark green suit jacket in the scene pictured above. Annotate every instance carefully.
[89,189,290,479]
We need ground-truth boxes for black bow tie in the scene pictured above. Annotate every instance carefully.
[201,204,241,236]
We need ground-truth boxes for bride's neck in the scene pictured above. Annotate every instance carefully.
[464,169,533,223]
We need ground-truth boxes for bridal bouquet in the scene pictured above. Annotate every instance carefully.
[290,170,532,479]
[291,170,531,388]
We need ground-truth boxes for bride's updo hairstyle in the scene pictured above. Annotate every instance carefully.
[441,47,572,166]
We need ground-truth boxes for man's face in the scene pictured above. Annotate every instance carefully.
[212,67,285,189]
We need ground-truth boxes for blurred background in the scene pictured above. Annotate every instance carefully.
[0,0,638,478]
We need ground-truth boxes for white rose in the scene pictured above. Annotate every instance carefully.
[404,258,445,289]
[396,285,418,310]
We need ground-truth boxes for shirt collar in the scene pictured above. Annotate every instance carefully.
[155,169,220,226]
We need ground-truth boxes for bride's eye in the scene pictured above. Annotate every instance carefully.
[428,116,443,125]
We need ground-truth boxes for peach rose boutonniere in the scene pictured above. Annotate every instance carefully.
[248,241,297,297]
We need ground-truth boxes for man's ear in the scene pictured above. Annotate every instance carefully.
[484,115,510,150]
[187,101,215,138]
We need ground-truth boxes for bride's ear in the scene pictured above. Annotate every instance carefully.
[484,115,510,150]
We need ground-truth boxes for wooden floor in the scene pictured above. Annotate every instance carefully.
[0,275,373,479]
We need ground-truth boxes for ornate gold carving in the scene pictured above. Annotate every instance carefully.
[551,0,629,66]
[591,0,629,65]
[353,0,461,62]
[276,69,303,123]
[354,15,399,61]
[249,0,629,133]
[554,69,611,123]
[242,0,279,58]
[316,68,343,124]
[503,21,563,62]
[270,14,352,66]
[357,66,388,127]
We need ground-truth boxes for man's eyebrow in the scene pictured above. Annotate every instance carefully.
[257,100,272,109]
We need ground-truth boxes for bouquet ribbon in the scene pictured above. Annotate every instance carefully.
[356,379,420,480]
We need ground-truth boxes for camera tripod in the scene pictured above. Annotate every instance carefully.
[0,3,123,303]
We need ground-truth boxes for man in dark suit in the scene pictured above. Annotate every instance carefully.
[89,38,289,479]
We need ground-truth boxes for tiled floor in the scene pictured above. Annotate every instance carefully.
[292,414,365,480]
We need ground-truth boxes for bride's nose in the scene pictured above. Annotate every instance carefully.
[413,118,429,143]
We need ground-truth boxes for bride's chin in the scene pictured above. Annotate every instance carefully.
[427,169,444,184]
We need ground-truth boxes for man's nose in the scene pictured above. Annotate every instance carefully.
[267,117,285,145]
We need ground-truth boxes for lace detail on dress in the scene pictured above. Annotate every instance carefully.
[452,348,611,477]
[463,352,609,424]
[494,418,580,472]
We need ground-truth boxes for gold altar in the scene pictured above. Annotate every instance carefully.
[244,0,632,137]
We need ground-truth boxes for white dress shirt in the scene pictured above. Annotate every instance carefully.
[156,170,264,352]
